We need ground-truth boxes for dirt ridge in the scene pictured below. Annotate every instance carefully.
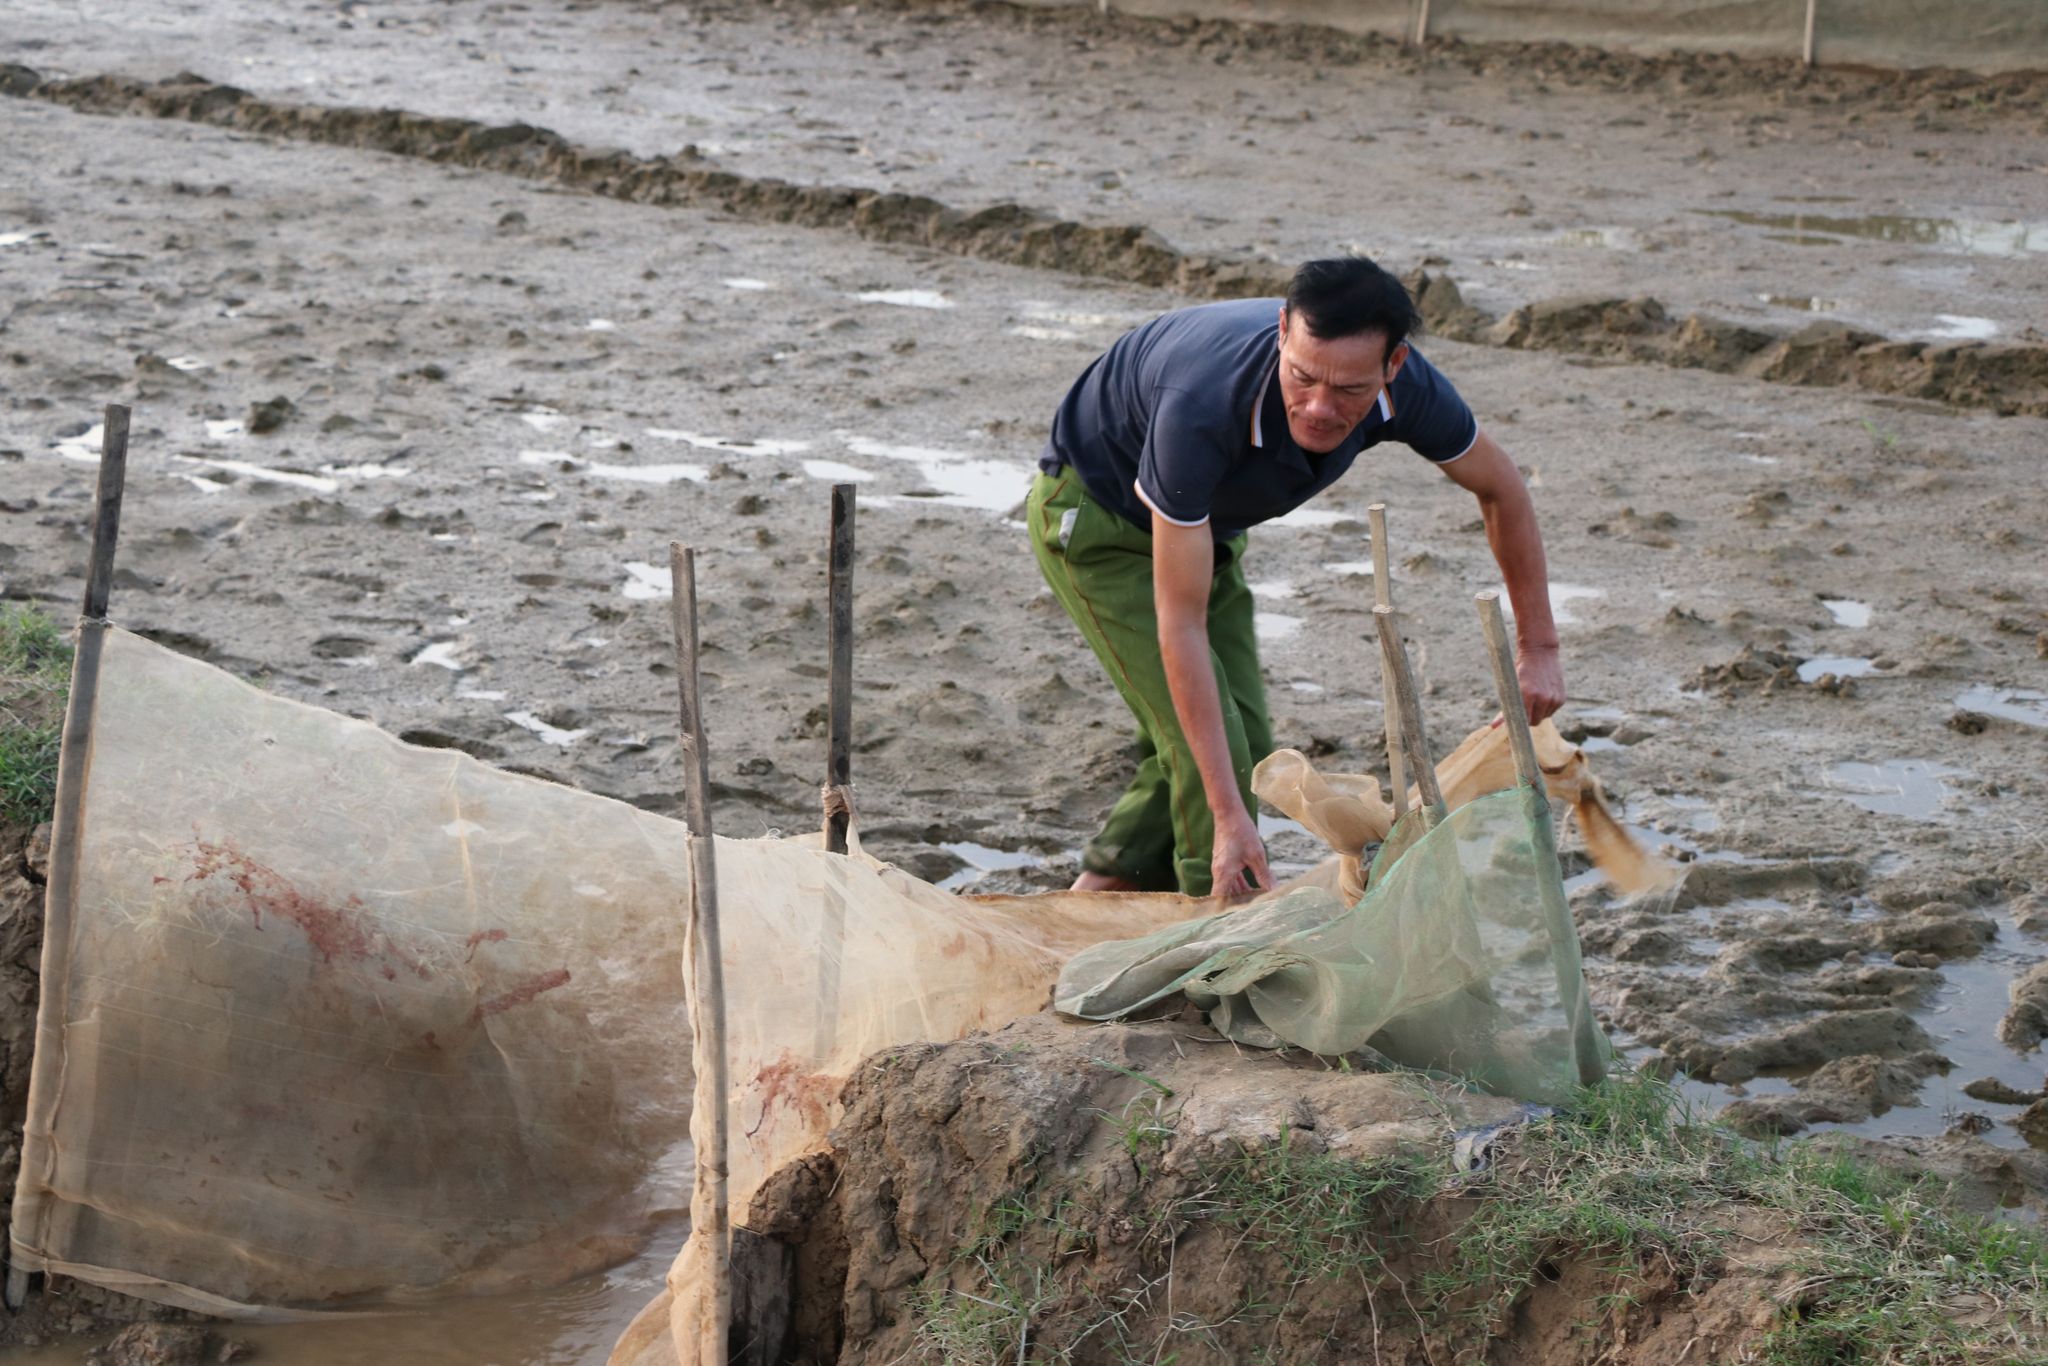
[7,64,2048,417]
[820,0,2048,120]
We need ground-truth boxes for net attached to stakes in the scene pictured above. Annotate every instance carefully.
[13,629,1642,1360]
[1056,785,1610,1105]
[8,629,1197,1321]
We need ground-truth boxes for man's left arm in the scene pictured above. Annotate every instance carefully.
[1436,428,1565,723]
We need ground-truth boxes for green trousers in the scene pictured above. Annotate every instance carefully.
[1028,470,1273,896]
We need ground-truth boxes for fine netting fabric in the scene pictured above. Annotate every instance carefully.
[17,629,1625,1365]
[11,628,1200,1336]
[1055,788,1610,1106]
[11,627,697,1311]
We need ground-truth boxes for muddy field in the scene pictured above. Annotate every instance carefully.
[2,0,2047,1357]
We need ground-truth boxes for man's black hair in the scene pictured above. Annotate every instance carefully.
[1284,256,1422,358]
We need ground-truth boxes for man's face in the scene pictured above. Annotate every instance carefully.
[1275,307,1409,454]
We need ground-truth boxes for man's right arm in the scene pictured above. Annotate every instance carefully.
[1151,513,1271,897]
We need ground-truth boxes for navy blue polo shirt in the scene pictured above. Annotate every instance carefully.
[1039,299,1480,539]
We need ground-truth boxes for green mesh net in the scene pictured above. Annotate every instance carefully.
[1055,786,1609,1104]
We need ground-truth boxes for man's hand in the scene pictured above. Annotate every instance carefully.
[1209,802,1271,899]
[1517,642,1565,725]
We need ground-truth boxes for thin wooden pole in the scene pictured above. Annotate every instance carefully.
[1367,505,1407,821]
[7,406,129,1311]
[823,485,855,855]
[1475,591,1605,1088]
[1801,0,1817,66]
[668,543,731,1366]
[1414,0,1431,46]
[1372,604,1445,818]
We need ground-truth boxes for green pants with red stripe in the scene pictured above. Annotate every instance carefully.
[1028,470,1273,896]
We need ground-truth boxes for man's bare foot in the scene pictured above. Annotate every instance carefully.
[1071,870,1141,892]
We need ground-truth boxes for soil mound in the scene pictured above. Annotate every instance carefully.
[723,1011,2045,1365]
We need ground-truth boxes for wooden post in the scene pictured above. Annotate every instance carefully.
[1372,605,1445,819]
[1475,591,1605,1088]
[668,543,732,1366]
[1367,505,1407,821]
[6,406,129,1311]
[1802,0,1817,66]
[824,485,854,855]
[1414,0,1431,46]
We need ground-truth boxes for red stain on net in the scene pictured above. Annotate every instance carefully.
[470,968,571,1024]
[185,839,430,978]
[464,927,510,961]
[747,1050,839,1138]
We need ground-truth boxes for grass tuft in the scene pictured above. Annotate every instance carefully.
[904,1066,2048,1363]
[0,604,72,829]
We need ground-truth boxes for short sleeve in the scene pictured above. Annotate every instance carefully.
[1134,386,1234,526]
[1392,352,1481,464]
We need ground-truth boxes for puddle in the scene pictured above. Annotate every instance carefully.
[585,319,618,332]
[619,562,672,601]
[175,456,339,494]
[50,424,103,464]
[1624,792,1721,837]
[1554,227,1636,250]
[319,462,411,480]
[1248,580,1295,600]
[840,436,1030,513]
[1270,507,1350,529]
[504,711,589,747]
[1579,736,1624,754]
[938,842,1043,891]
[458,688,508,701]
[520,408,568,432]
[853,289,953,310]
[1323,561,1375,577]
[165,356,210,372]
[1797,656,1876,684]
[1696,209,2048,258]
[409,641,467,671]
[1651,914,2046,1151]
[1287,679,1325,694]
[0,230,53,248]
[643,428,810,458]
[1956,685,2048,727]
[1498,582,1605,625]
[519,450,706,485]
[14,1218,687,1366]
[1821,759,1966,821]
[1929,314,1999,341]
[1756,293,1837,312]
[722,278,772,291]
[1821,598,1871,629]
[1255,612,1303,643]
[1017,302,1140,328]
[1738,453,1781,465]
[800,458,875,483]
[1009,324,1081,342]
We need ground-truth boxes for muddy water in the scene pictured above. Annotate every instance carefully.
[14,1222,685,1365]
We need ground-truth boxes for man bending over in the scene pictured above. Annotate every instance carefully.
[1028,256,1564,898]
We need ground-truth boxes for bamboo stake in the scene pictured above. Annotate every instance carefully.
[1802,0,1817,66]
[1372,604,1446,818]
[1367,505,1408,822]
[7,406,129,1311]
[668,543,732,1366]
[1475,591,1605,1088]
[1414,0,1431,46]
[824,485,855,855]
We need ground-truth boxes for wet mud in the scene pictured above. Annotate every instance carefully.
[9,66,2048,415]
[2,0,2047,1357]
